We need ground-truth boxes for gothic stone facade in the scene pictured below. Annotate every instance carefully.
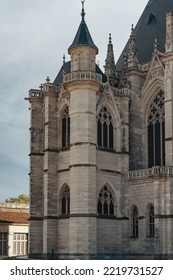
[26,6,173,259]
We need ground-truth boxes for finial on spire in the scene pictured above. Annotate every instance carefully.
[109,33,112,44]
[127,24,138,68]
[81,0,85,20]
[131,24,135,36]
[63,54,66,65]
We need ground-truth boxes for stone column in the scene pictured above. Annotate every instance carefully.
[42,85,58,258]
[127,73,143,170]
[28,90,44,258]
[164,12,173,166]
[65,80,100,259]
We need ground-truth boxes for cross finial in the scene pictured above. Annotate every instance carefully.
[81,0,85,20]
[39,84,43,90]
[46,76,50,83]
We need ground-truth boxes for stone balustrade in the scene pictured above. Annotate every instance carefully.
[29,89,43,98]
[29,84,58,98]
[128,166,173,179]
[63,71,102,83]
[43,84,58,92]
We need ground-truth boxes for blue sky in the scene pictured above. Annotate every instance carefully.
[0,0,148,201]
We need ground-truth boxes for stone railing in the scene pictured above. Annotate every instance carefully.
[28,84,58,98]
[42,84,58,92]
[128,166,173,179]
[63,71,102,83]
[29,89,43,98]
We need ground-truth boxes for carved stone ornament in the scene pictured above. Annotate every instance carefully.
[165,62,172,81]
[149,68,164,80]
[166,37,171,50]
[96,85,112,110]
[147,53,164,81]
[57,86,70,110]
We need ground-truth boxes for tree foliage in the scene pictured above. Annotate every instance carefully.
[5,194,29,204]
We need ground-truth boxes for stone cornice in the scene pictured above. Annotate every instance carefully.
[154,214,173,219]
[70,142,96,147]
[69,164,96,168]
[29,214,130,220]
[29,152,44,156]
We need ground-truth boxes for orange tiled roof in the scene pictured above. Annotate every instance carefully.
[0,212,29,224]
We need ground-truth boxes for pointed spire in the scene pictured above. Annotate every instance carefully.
[127,24,139,68]
[105,34,116,78]
[129,24,137,56]
[68,0,97,52]
[81,0,86,21]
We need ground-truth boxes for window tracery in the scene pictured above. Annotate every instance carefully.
[131,205,138,238]
[97,185,115,216]
[61,185,70,215]
[62,106,70,148]
[97,107,114,149]
[147,90,165,167]
[146,204,154,237]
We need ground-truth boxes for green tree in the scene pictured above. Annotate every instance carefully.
[5,194,29,204]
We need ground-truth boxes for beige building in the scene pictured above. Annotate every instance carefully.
[0,203,28,258]
[26,0,173,259]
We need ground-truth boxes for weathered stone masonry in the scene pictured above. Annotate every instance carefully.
[26,0,173,259]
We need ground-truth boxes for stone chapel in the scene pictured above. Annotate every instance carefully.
[26,0,173,259]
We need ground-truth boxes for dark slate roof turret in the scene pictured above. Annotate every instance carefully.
[54,61,71,85]
[68,1,98,52]
[116,0,173,70]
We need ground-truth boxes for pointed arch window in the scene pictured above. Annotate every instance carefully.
[131,205,138,238]
[97,107,114,149]
[97,185,115,216]
[146,204,154,237]
[148,90,165,167]
[62,106,70,148]
[61,185,70,215]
